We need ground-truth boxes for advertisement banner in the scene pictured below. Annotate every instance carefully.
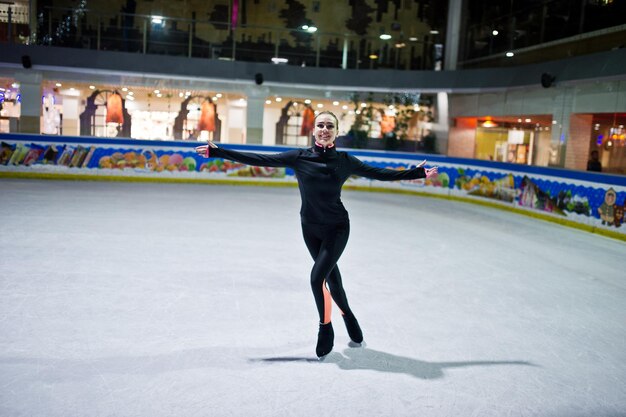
[1,134,625,238]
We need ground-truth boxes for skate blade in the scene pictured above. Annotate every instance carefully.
[348,340,365,348]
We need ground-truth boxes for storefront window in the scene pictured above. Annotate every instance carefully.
[474,115,553,165]
[36,81,244,141]
[0,79,20,133]
[589,113,626,175]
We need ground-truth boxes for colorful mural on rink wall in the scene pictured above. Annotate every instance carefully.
[1,134,625,237]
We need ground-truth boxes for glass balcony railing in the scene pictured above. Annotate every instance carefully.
[10,6,440,71]
[459,0,626,65]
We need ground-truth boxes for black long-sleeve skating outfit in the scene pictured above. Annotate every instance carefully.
[209,143,426,356]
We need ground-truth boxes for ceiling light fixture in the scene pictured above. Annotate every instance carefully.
[481,117,498,128]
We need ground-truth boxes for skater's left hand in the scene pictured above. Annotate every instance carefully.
[195,141,219,158]
[416,160,438,179]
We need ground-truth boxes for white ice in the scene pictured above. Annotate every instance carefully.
[1,179,625,417]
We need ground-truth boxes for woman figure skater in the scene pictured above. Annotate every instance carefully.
[195,111,438,358]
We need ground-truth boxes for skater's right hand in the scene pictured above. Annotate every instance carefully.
[195,141,218,158]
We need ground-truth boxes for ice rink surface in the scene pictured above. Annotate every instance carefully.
[1,179,625,417]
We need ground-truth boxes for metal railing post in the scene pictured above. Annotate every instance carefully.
[142,18,147,54]
[188,23,192,57]
[7,6,12,43]
[341,35,348,69]
[274,30,279,59]
[96,15,101,50]
[315,33,320,67]
[48,9,52,42]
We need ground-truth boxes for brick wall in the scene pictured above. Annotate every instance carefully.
[448,118,476,158]
[565,114,593,171]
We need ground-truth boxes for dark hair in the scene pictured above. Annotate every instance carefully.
[314,111,339,127]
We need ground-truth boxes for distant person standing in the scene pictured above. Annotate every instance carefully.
[587,150,602,172]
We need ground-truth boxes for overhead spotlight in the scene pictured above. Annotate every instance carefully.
[541,72,556,88]
[492,30,499,36]
[505,51,514,57]
[271,57,288,64]
[379,34,391,40]
[481,117,497,128]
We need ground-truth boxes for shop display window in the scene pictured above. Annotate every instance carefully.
[588,113,626,175]
[474,115,553,165]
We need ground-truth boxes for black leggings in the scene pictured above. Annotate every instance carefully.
[301,222,353,324]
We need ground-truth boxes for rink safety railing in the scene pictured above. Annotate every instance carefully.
[1,133,625,241]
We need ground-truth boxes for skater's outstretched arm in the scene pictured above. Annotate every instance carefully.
[348,155,438,181]
[195,141,298,168]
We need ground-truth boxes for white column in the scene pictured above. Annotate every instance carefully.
[245,85,269,144]
[550,88,575,168]
[432,92,450,154]
[444,0,463,70]
[14,70,43,134]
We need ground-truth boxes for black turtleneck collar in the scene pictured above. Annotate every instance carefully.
[313,142,337,156]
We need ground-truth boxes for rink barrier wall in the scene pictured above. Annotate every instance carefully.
[1,133,625,242]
